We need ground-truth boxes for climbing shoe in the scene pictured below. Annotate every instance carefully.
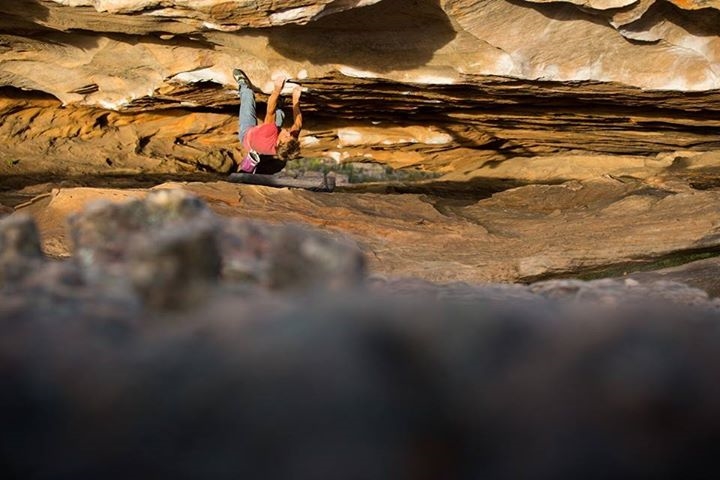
[233,68,250,87]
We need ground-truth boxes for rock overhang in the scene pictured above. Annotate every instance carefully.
[4,0,720,102]
[1,0,720,175]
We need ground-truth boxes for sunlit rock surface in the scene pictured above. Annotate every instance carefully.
[3,187,719,306]
[13,173,720,284]
[1,0,720,173]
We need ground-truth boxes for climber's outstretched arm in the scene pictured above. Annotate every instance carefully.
[263,77,285,125]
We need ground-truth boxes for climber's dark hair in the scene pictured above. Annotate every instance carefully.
[276,138,301,161]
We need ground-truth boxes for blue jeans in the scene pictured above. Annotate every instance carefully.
[238,84,285,143]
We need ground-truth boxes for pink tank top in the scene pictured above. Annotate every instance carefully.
[243,123,279,155]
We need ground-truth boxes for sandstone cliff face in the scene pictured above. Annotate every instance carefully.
[1,0,720,174]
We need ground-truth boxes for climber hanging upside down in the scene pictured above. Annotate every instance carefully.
[233,69,303,173]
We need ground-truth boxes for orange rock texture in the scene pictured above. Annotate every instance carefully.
[1,0,719,174]
[1,0,720,285]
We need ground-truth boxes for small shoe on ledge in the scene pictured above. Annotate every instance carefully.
[232,68,251,88]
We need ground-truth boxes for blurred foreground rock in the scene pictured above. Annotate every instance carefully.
[219,219,365,291]
[2,189,367,309]
[68,189,221,309]
[0,203,13,217]
[2,189,720,479]
[2,288,720,479]
[624,256,720,299]
[0,214,45,286]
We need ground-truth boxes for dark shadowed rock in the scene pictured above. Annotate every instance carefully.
[0,203,12,217]
[128,221,221,310]
[0,191,720,480]
[65,188,366,298]
[369,276,719,311]
[1,291,720,479]
[0,214,45,285]
[530,278,715,309]
[67,189,220,307]
[264,223,365,291]
[69,188,214,271]
[2,191,720,477]
[220,219,366,291]
[1,259,143,321]
[624,257,720,299]
[368,276,545,305]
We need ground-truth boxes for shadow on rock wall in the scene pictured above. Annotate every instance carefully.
[505,0,611,28]
[509,0,720,39]
[0,0,49,31]
[618,0,720,38]
[266,0,457,73]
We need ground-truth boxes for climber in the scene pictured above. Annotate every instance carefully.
[234,69,303,173]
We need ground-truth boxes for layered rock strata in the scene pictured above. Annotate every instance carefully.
[1,0,719,174]
[7,186,717,308]
[12,175,720,284]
